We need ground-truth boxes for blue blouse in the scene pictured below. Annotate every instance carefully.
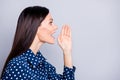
[1,49,76,80]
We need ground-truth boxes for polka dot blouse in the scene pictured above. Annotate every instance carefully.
[1,49,76,80]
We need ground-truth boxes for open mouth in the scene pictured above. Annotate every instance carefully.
[51,34,55,39]
[51,31,56,39]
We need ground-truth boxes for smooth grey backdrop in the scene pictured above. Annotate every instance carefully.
[0,0,120,80]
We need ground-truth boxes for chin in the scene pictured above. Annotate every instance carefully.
[48,41,55,44]
[46,39,55,44]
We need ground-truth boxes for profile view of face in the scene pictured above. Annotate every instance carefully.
[37,13,58,44]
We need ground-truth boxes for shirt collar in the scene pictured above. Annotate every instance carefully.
[23,49,46,67]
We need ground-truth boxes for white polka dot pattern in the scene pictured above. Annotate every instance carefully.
[1,49,76,80]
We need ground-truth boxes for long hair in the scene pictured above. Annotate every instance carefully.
[1,6,49,77]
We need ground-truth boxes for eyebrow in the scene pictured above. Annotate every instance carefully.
[49,18,53,21]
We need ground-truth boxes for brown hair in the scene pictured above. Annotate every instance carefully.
[1,6,49,77]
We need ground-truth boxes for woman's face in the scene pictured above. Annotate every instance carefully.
[37,13,58,44]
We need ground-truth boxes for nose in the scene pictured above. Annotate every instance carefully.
[54,25,58,30]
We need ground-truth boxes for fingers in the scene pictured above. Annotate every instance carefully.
[62,25,71,37]
[69,26,71,38]
[66,25,71,37]
[64,25,67,36]
[58,33,62,43]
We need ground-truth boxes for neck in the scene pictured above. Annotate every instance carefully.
[29,35,43,55]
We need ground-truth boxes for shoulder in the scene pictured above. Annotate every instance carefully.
[8,54,26,67]
[1,54,26,79]
[5,54,26,73]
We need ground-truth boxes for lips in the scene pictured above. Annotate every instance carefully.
[51,30,56,35]
[51,31,56,39]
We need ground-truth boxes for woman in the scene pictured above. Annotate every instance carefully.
[1,6,75,80]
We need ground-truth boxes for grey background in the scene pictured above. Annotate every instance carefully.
[0,0,120,80]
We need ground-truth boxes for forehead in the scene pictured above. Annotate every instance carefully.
[44,13,52,20]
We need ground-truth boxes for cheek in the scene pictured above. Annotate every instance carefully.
[37,28,51,41]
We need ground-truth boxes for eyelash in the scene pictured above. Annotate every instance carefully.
[49,22,53,25]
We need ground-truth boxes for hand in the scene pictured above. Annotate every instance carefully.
[58,25,72,55]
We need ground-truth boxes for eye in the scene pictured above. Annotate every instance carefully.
[49,21,53,25]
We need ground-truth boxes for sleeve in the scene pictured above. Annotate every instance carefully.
[46,62,76,80]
